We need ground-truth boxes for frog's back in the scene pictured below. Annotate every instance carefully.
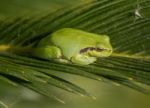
[50,28,99,58]
[51,28,102,42]
[47,28,109,59]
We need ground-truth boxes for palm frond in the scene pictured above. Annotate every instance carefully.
[0,0,150,102]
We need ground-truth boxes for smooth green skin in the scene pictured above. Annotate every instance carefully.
[33,28,113,65]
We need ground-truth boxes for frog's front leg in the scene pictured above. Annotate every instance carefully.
[33,46,62,60]
[71,54,96,65]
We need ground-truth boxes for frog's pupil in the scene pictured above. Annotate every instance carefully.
[80,47,104,54]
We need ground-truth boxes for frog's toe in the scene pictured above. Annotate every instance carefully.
[71,54,96,65]
[54,59,70,64]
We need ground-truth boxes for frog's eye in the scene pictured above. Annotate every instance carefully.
[103,35,110,42]
[96,43,106,49]
[80,47,104,54]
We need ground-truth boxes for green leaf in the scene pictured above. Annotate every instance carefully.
[0,0,150,102]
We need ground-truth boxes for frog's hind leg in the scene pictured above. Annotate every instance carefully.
[33,46,62,60]
[71,54,96,65]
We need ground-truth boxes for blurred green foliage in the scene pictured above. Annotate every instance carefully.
[0,0,92,17]
[0,75,150,108]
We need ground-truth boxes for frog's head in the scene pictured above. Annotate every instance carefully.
[80,36,113,58]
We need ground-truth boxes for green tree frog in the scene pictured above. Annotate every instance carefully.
[33,28,113,65]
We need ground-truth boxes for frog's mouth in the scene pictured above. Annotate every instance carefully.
[80,47,105,54]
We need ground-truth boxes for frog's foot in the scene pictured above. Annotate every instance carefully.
[71,54,96,65]
[54,59,71,64]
